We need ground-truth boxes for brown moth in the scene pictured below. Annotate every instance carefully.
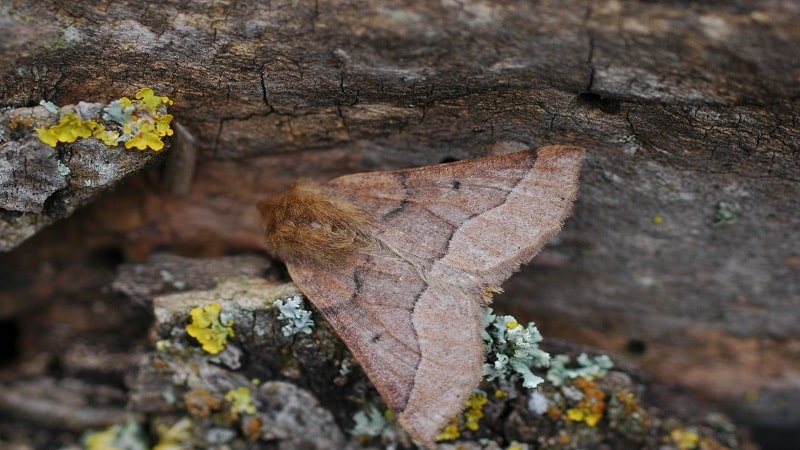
[257,145,585,448]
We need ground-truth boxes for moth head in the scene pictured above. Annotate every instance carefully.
[257,179,372,267]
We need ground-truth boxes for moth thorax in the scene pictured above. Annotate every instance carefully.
[257,179,371,267]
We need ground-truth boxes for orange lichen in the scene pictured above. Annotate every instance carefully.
[241,416,262,442]
[184,389,223,417]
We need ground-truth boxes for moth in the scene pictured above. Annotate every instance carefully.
[257,145,585,448]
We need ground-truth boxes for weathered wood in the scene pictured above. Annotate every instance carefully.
[1,1,798,447]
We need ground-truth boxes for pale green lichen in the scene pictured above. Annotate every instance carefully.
[482,307,551,389]
[339,358,353,376]
[712,201,742,228]
[273,294,314,336]
[36,87,173,151]
[350,405,398,445]
[546,353,613,387]
[527,390,549,414]
[40,100,60,114]
[159,269,186,290]
[186,303,235,354]
[56,160,71,176]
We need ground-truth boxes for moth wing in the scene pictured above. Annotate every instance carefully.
[292,146,584,447]
[286,252,482,448]
[330,145,586,286]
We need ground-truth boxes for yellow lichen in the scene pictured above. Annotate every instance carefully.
[435,422,461,441]
[84,426,120,450]
[92,123,121,146]
[35,88,173,151]
[153,417,192,450]
[36,111,94,146]
[186,303,234,354]
[670,428,700,450]
[125,121,167,151]
[565,378,606,427]
[464,392,488,431]
[225,387,257,417]
[135,87,174,109]
[435,392,488,441]
[83,420,144,450]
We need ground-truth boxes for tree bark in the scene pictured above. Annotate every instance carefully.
[1,0,798,447]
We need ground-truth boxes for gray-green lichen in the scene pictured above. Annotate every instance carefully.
[274,294,315,336]
[712,201,742,227]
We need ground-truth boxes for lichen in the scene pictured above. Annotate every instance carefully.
[712,201,742,227]
[184,389,223,417]
[350,405,399,446]
[565,378,606,427]
[186,303,235,354]
[35,87,173,151]
[153,417,192,450]
[273,294,314,336]
[435,391,489,441]
[83,418,147,450]
[546,353,613,387]
[159,269,186,290]
[225,387,257,417]
[669,427,701,450]
[36,111,94,146]
[482,307,551,389]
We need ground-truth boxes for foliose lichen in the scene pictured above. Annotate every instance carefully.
[546,353,613,387]
[186,302,235,354]
[350,406,399,447]
[435,391,488,441]
[565,377,606,427]
[482,307,551,389]
[36,87,173,151]
[153,417,193,450]
[712,201,742,228]
[83,418,148,450]
[273,294,314,336]
[225,387,257,417]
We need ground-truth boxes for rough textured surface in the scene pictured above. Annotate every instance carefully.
[0,105,165,251]
[2,254,755,449]
[0,0,798,447]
